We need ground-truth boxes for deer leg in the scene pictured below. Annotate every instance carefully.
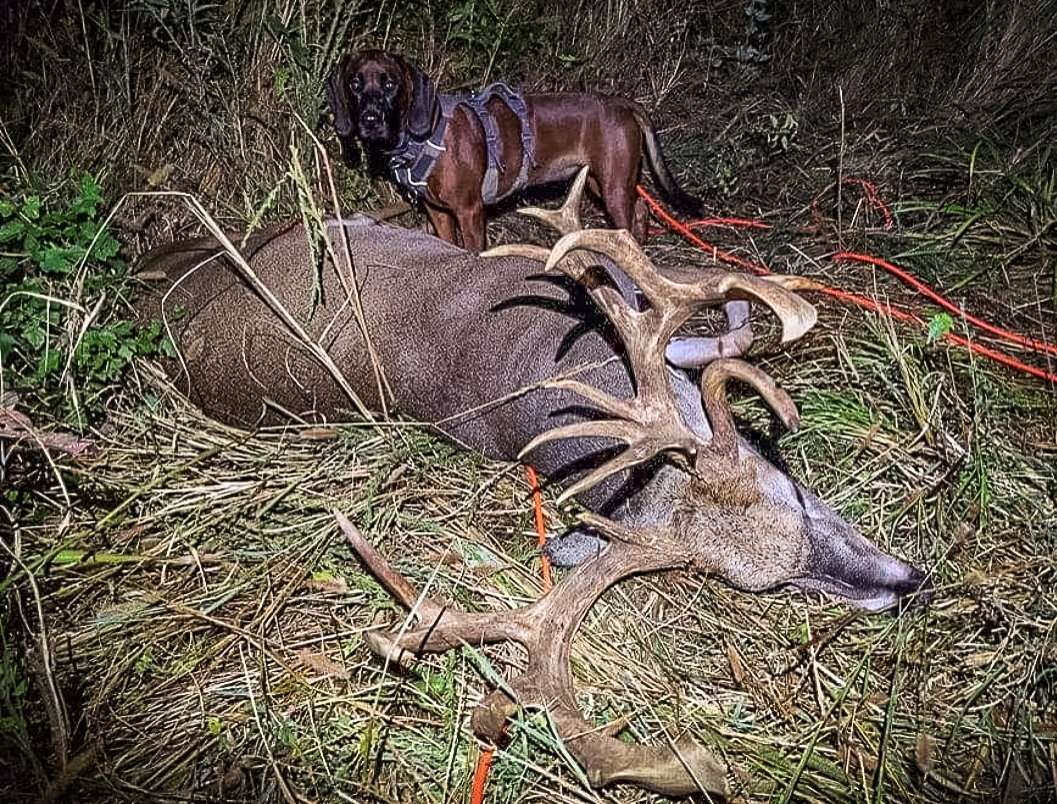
[543,525,609,567]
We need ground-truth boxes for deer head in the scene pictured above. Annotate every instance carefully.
[341,170,931,796]
[491,168,930,613]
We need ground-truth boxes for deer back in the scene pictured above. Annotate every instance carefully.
[135,217,655,512]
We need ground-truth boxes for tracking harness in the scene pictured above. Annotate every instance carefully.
[385,82,536,205]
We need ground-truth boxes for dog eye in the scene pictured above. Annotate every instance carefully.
[350,77,363,92]
[383,78,396,91]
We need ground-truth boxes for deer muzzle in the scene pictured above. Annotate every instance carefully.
[795,523,933,613]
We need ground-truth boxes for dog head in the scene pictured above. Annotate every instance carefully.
[326,49,437,164]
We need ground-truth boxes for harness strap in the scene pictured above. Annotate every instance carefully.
[386,84,535,207]
[466,82,535,204]
[387,94,460,203]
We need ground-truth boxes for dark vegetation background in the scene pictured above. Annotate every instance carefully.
[1,1,1056,802]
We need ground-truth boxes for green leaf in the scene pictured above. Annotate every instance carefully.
[36,349,61,378]
[40,245,86,274]
[21,197,42,220]
[22,324,46,350]
[0,218,25,244]
[926,312,954,344]
[90,232,121,262]
[70,174,103,217]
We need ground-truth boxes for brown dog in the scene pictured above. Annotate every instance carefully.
[327,50,704,252]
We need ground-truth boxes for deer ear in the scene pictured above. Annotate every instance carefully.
[326,55,356,137]
[398,57,437,138]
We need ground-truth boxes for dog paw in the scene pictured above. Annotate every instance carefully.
[543,528,609,567]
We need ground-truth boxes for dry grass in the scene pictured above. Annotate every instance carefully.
[5,316,1055,802]
[3,1,1057,802]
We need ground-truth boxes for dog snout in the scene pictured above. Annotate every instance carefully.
[358,95,387,134]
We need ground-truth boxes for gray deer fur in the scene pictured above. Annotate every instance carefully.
[134,209,930,612]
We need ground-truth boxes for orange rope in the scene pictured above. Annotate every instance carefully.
[842,178,894,230]
[648,216,772,236]
[832,251,1057,358]
[636,185,1057,385]
[470,465,552,804]
[470,747,494,803]
[524,465,554,591]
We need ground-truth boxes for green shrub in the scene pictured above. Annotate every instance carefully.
[0,173,170,426]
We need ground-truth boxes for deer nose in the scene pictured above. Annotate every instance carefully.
[892,564,933,613]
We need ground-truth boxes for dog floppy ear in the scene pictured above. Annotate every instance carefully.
[326,55,356,137]
[396,55,437,138]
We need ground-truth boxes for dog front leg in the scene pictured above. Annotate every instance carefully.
[426,205,460,246]
[455,203,487,253]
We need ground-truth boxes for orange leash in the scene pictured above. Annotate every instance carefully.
[831,251,1057,358]
[469,747,494,803]
[524,465,554,590]
[636,185,1057,385]
[470,465,552,803]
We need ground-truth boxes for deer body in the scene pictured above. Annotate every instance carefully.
[140,217,662,519]
[137,190,931,795]
[137,211,927,611]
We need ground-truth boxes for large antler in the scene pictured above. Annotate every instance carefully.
[482,166,803,369]
[344,180,820,799]
[520,228,817,501]
[337,512,729,797]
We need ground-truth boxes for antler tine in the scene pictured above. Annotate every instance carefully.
[546,228,699,334]
[696,358,799,467]
[547,229,819,344]
[517,165,590,235]
[480,243,551,261]
[716,274,817,344]
[480,167,589,263]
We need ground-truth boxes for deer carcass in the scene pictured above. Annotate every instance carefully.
[134,170,930,796]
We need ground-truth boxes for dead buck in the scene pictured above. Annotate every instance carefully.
[135,169,930,797]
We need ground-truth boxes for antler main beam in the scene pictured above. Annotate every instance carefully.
[520,227,816,499]
[337,512,729,797]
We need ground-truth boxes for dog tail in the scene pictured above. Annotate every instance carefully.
[632,107,704,218]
